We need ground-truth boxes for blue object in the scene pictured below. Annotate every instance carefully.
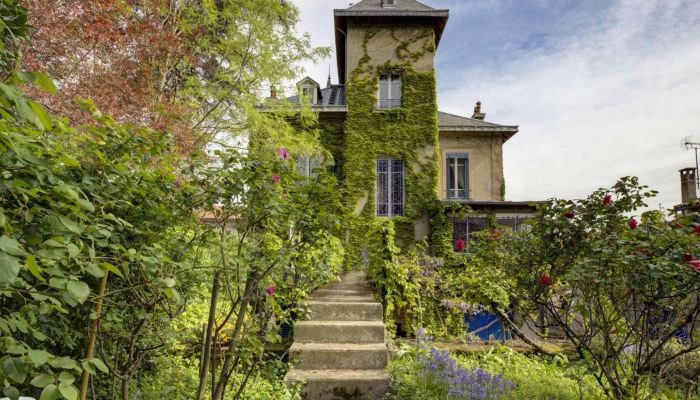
[466,311,511,341]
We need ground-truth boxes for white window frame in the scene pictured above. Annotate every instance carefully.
[296,156,322,177]
[377,73,402,109]
[301,85,316,104]
[446,152,469,199]
[376,158,405,216]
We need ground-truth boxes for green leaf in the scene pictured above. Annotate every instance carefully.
[89,357,108,373]
[58,215,83,234]
[0,209,6,226]
[49,357,77,370]
[0,81,23,100]
[26,255,45,282]
[2,386,19,400]
[34,72,58,94]
[100,262,123,278]
[58,383,78,400]
[81,360,95,375]
[66,280,90,304]
[29,349,51,365]
[3,357,27,383]
[0,235,26,256]
[40,384,60,400]
[31,373,56,388]
[58,371,75,385]
[29,100,52,130]
[0,253,21,284]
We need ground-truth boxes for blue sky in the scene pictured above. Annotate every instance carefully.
[293,0,700,213]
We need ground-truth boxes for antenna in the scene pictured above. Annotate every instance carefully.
[682,136,700,192]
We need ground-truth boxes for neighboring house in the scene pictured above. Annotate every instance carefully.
[673,167,700,219]
[269,0,537,258]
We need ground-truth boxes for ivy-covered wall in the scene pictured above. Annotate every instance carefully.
[341,23,441,268]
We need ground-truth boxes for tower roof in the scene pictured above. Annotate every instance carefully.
[346,0,435,11]
[333,0,449,83]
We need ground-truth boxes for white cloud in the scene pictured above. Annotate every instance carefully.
[292,0,700,214]
[440,0,700,213]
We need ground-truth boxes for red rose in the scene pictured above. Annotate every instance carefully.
[603,194,613,206]
[455,239,465,252]
[265,286,275,296]
[272,174,281,183]
[564,211,576,219]
[683,253,695,262]
[628,218,638,230]
[539,275,553,287]
[693,225,700,236]
[674,223,684,229]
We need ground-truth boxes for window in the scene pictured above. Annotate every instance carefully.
[378,73,401,109]
[453,216,530,252]
[376,158,404,216]
[301,85,316,104]
[383,0,396,6]
[446,153,469,199]
[296,156,321,177]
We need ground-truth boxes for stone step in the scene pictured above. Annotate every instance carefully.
[305,301,383,321]
[308,295,377,303]
[284,369,389,400]
[312,288,373,297]
[289,343,388,370]
[294,321,385,344]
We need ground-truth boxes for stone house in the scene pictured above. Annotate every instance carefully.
[272,0,536,258]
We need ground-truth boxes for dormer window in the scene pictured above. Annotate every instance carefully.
[378,73,401,109]
[382,0,396,7]
[301,85,317,104]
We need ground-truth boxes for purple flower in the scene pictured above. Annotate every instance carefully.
[272,174,281,183]
[265,286,275,296]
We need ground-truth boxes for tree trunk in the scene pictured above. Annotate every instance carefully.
[121,378,130,400]
[197,269,221,400]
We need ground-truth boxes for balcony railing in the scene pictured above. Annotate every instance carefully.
[445,189,470,200]
[377,99,401,109]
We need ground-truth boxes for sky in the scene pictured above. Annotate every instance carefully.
[291,0,700,214]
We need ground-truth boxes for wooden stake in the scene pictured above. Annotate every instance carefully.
[79,272,110,400]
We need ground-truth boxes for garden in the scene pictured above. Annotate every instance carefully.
[0,1,698,400]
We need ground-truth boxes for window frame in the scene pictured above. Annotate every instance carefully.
[446,152,470,199]
[377,72,402,109]
[300,85,316,104]
[376,158,405,217]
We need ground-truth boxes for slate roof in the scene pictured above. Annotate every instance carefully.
[347,0,435,11]
[276,85,346,107]
[437,111,518,141]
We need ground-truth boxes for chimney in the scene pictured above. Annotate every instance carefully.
[680,167,697,203]
[472,101,485,120]
[270,85,277,99]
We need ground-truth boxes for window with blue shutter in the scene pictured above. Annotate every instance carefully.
[376,158,404,216]
[446,153,469,199]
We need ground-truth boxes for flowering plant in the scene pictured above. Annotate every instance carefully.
[508,177,700,398]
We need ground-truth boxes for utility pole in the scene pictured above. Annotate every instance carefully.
[683,136,700,192]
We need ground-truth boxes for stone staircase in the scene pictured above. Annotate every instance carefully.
[284,271,389,399]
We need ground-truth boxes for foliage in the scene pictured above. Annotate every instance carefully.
[507,176,700,398]
[22,0,328,153]
[342,25,440,269]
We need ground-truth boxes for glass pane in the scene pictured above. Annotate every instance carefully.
[457,162,466,190]
[447,157,455,198]
[379,75,389,100]
[377,160,389,216]
[391,160,404,215]
[391,75,401,101]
